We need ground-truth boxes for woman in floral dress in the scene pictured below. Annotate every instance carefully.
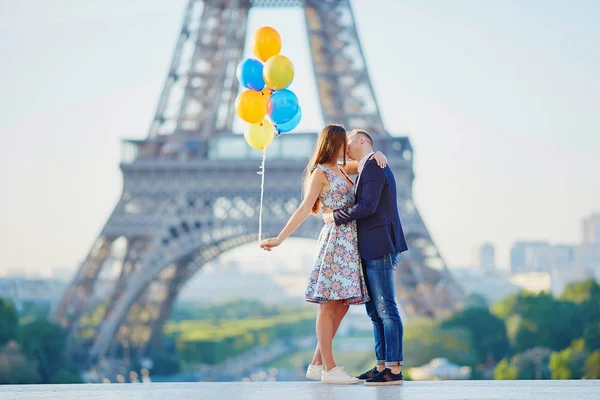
[260,124,386,384]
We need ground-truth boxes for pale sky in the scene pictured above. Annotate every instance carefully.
[1,0,598,278]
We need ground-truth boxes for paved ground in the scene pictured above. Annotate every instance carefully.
[1,380,598,400]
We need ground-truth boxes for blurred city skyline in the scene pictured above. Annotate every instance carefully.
[1,0,599,277]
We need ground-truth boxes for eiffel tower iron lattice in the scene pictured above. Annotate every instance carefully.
[53,0,463,364]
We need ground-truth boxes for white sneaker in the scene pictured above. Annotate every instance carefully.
[321,367,360,385]
[306,364,323,381]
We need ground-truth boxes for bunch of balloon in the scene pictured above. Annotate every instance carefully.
[235,26,302,151]
[234,26,302,242]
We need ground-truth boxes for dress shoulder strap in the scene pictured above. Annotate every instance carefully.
[317,163,336,174]
[316,164,336,180]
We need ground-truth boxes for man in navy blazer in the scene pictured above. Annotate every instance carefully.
[324,129,408,386]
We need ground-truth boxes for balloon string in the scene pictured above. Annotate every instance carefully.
[258,146,267,243]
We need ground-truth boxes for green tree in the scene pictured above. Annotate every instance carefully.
[549,339,588,379]
[0,298,19,347]
[0,352,41,384]
[510,316,538,353]
[151,353,181,376]
[493,347,551,380]
[583,321,600,351]
[560,279,600,306]
[553,301,585,350]
[19,301,52,321]
[560,280,600,352]
[492,292,584,352]
[511,347,552,379]
[561,280,600,337]
[19,319,73,383]
[584,351,600,379]
[491,292,519,319]
[493,359,517,380]
[550,350,571,379]
[464,293,489,310]
[404,318,476,367]
[49,368,82,384]
[441,307,509,363]
[169,299,298,322]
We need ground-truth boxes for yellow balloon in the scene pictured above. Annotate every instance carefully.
[252,27,282,62]
[235,90,267,124]
[244,119,275,150]
[263,55,294,90]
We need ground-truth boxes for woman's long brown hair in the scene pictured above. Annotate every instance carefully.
[303,124,347,214]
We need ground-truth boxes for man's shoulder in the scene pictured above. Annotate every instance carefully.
[363,158,383,170]
[363,159,389,177]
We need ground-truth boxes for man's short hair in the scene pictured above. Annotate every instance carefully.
[349,129,374,146]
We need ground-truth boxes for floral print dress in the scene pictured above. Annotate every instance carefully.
[305,164,370,305]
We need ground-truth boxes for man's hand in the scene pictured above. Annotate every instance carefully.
[322,211,334,224]
[370,151,387,168]
[260,238,282,251]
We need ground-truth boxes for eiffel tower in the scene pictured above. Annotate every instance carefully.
[53,0,463,363]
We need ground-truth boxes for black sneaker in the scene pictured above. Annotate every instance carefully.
[356,366,381,381]
[364,368,404,386]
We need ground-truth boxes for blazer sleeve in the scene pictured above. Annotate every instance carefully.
[333,161,385,225]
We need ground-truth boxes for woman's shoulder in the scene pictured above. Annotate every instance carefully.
[313,164,333,175]
[313,166,327,177]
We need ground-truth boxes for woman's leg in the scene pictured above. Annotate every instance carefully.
[311,301,349,367]
[314,300,344,370]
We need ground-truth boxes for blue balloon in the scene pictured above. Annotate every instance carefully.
[236,58,265,91]
[268,89,299,125]
[276,106,302,133]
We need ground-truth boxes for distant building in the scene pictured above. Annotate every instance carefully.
[449,267,520,304]
[582,213,600,245]
[510,242,550,273]
[579,213,600,282]
[0,278,66,310]
[478,242,496,272]
[509,272,552,294]
[510,241,576,274]
[575,244,600,282]
[508,239,595,295]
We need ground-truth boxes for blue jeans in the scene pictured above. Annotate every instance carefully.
[363,252,404,367]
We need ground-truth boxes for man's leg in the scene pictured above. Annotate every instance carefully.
[365,296,386,371]
[363,259,386,371]
[365,253,403,374]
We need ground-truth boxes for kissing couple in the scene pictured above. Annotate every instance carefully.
[261,124,408,385]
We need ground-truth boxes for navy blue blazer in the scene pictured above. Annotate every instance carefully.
[333,159,408,261]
